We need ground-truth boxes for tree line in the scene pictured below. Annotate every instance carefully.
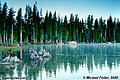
[0,2,120,45]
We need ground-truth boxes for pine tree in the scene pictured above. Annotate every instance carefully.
[116,18,120,42]
[113,18,116,42]
[60,18,63,43]
[87,15,91,42]
[107,15,113,42]
[63,15,68,42]
[44,10,49,43]
[2,2,8,44]
[49,11,52,43]
[57,15,63,43]
[94,19,98,42]
[22,18,26,42]
[16,8,22,45]
[8,7,15,45]
[40,7,44,43]
[40,19,44,43]
[91,15,94,42]
[33,2,37,43]
[36,11,40,42]
[0,2,2,45]
[57,14,60,42]
[102,20,107,42]
[40,7,42,17]
[69,14,74,41]
[81,18,86,42]
[75,14,79,41]
[28,7,33,43]
[24,5,29,42]
[1,1,120,44]
[99,17,103,42]
[52,11,58,43]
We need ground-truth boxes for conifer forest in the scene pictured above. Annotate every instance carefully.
[0,2,120,45]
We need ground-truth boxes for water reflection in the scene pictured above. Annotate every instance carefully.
[0,44,120,80]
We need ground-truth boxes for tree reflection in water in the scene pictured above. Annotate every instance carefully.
[0,44,120,80]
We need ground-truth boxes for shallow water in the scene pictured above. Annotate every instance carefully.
[0,44,120,80]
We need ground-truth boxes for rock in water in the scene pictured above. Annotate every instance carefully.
[28,48,52,60]
[2,54,10,62]
[43,49,51,58]
[30,53,35,59]
[10,56,20,62]
[38,49,44,56]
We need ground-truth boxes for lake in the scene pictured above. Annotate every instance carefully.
[0,43,120,80]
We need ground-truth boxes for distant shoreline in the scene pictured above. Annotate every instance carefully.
[0,42,120,51]
[0,46,21,51]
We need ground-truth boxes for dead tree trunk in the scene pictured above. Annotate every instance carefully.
[20,20,22,45]
[33,25,36,44]
[11,22,13,46]
[4,22,5,44]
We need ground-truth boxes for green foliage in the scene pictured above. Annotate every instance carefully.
[0,2,120,45]
[102,39,107,43]
[63,15,68,40]
[30,41,34,44]
[24,41,29,45]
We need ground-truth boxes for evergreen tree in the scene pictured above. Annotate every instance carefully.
[44,10,49,43]
[22,18,26,42]
[81,18,86,42]
[39,19,44,43]
[102,20,107,42]
[28,7,33,43]
[57,14,60,42]
[24,5,29,42]
[0,2,2,45]
[1,1,120,44]
[39,7,44,43]
[94,19,98,42]
[36,11,40,42]
[87,15,91,42]
[57,15,63,43]
[8,7,15,45]
[91,15,94,42]
[40,7,42,17]
[116,18,120,42]
[113,18,116,42]
[60,18,63,43]
[16,8,22,45]
[1,2,8,44]
[99,17,103,42]
[75,14,80,41]
[69,14,74,41]
[107,15,113,42]
[52,11,58,43]
[33,2,37,43]
[63,15,68,42]
[49,11,52,43]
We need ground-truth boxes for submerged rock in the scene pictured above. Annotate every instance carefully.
[38,49,43,56]
[2,54,10,62]
[42,49,51,58]
[2,51,21,63]
[28,48,52,60]
[9,56,20,62]
[2,56,21,63]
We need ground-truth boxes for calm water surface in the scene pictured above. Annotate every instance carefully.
[0,44,120,80]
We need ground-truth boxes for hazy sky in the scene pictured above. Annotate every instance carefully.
[1,0,120,21]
